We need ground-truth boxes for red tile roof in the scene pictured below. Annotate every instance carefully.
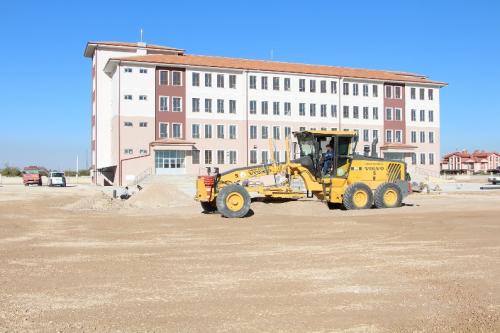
[84,41,184,57]
[110,54,446,85]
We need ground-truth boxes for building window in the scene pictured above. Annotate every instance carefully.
[299,103,306,116]
[429,153,435,165]
[139,68,147,74]
[331,81,337,94]
[320,104,327,117]
[172,71,182,86]
[204,150,212,164]
[205,73,212,87]
[192,124,200,139]
[362,107,369,119]
[124,148,133,154]
[410,87,416,100]
[249,75,256,89]
[411,131,417,143]
[353,83,359,96]
[261,101,268,115]
[124,121,133,127]
[284,126,291,137]
[139,95,147,101]
[159,70,168,85]
[139,122,147,127]
[385,85,392,98]
[343,105,349,118]
[250,126,257,139]
[204,124,212,138]
[363,129,369,142]
[420,131,425,143]
[428,89,434,100]
[217,99,224,113]
[250,150,257,164]
[172,123,182,138]
[250,100,257,114]
[420,153,426,165]
[229,75,236,89]
[205,98,212,113]
[261,126,269,139]
[299,79,306,92]
[159,123,169,138]
[192,98,200,112]
[273,102,280,115]
[395,130,402,143]
[420,109,425,121]
[353,106,359,119]
[372,85,378,97]
[429,131,434,143]
[273,77,280,90]
[310,80,316,92]
[261,76,268,90]
[394,86,402,99]
[284,102,291,116]
[372,130,378,140]
[124,95,132,100]
[229,151,237,164]
[419,88,425,100]
[124,67,132,73]
[217,74,224,88]
[411,109,417,121]
[159,96,169,112]
[229,125,237,139]
[309,104,316,117]
[261,151,269,164]
[192,72,200,86]
[429,110,434,122]
[284,78,291,91]
[217,148,225,163]
[217,125,224,139]
[229,100,236,114]
[326,105,335,118]
[273,126,280,140]
[363,84,369,97]
[385,107,393,121]
[192,150,200,164]
[411,153,417,165]
[386,130,392,143]
[372,107,379,120]
[299,127,306,131]
[273,151,280,163]
[343,82,349,95]
[394,108,401,121]
[172,97,182,112]
[320,80,327,93]
[140,149,148,155]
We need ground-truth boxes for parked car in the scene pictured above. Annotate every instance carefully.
[488,175,500,185]
[23,166,42,186]
[48,171,66,187]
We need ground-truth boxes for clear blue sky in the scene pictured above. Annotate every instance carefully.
[1,1,499,170]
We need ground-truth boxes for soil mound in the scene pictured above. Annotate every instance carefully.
[63,191,122,211]
[128,181,195,210]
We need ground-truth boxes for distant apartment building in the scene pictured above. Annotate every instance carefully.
[441,150,500,174]
[84,41,446,185]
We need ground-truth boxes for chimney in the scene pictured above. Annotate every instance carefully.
[136,42,147,55]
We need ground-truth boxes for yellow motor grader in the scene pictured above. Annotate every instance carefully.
[195,130,411,218]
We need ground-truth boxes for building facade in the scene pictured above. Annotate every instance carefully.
[441,151,500,174]
[85,41,446,186]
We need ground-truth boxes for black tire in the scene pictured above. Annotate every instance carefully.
[216,184,251,218]
[201,201,217,213]
[342,183,373,210]
[374,182,403,208]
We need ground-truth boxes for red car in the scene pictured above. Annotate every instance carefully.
[23,166,42,186]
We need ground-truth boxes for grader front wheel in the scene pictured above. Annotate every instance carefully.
[216,184,251,218]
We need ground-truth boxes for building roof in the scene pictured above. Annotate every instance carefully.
[84,41,184,57]
[107,53,446,86]
[442,150,499,162]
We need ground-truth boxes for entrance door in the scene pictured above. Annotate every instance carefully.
[155,150,186,175]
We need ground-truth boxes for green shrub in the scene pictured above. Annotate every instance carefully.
[0,165,22,177]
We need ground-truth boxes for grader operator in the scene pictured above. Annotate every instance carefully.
[195,130,410,218]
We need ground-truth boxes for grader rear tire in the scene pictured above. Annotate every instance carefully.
[201,201,217,213]
[216,184,251,218]
[342,183,373,210]
[374,183,402,208]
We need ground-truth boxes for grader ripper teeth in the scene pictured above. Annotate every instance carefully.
[195,130,411,218]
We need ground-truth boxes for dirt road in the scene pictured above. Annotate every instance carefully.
[1,185,499,332]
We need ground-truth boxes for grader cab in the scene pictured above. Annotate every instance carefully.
[196,130,410,218]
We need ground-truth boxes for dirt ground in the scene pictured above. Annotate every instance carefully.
[1,184,499,332]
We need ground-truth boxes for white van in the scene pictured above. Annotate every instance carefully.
[48,171,66,187]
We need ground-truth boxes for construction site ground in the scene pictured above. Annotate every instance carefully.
[1,182,499,332]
